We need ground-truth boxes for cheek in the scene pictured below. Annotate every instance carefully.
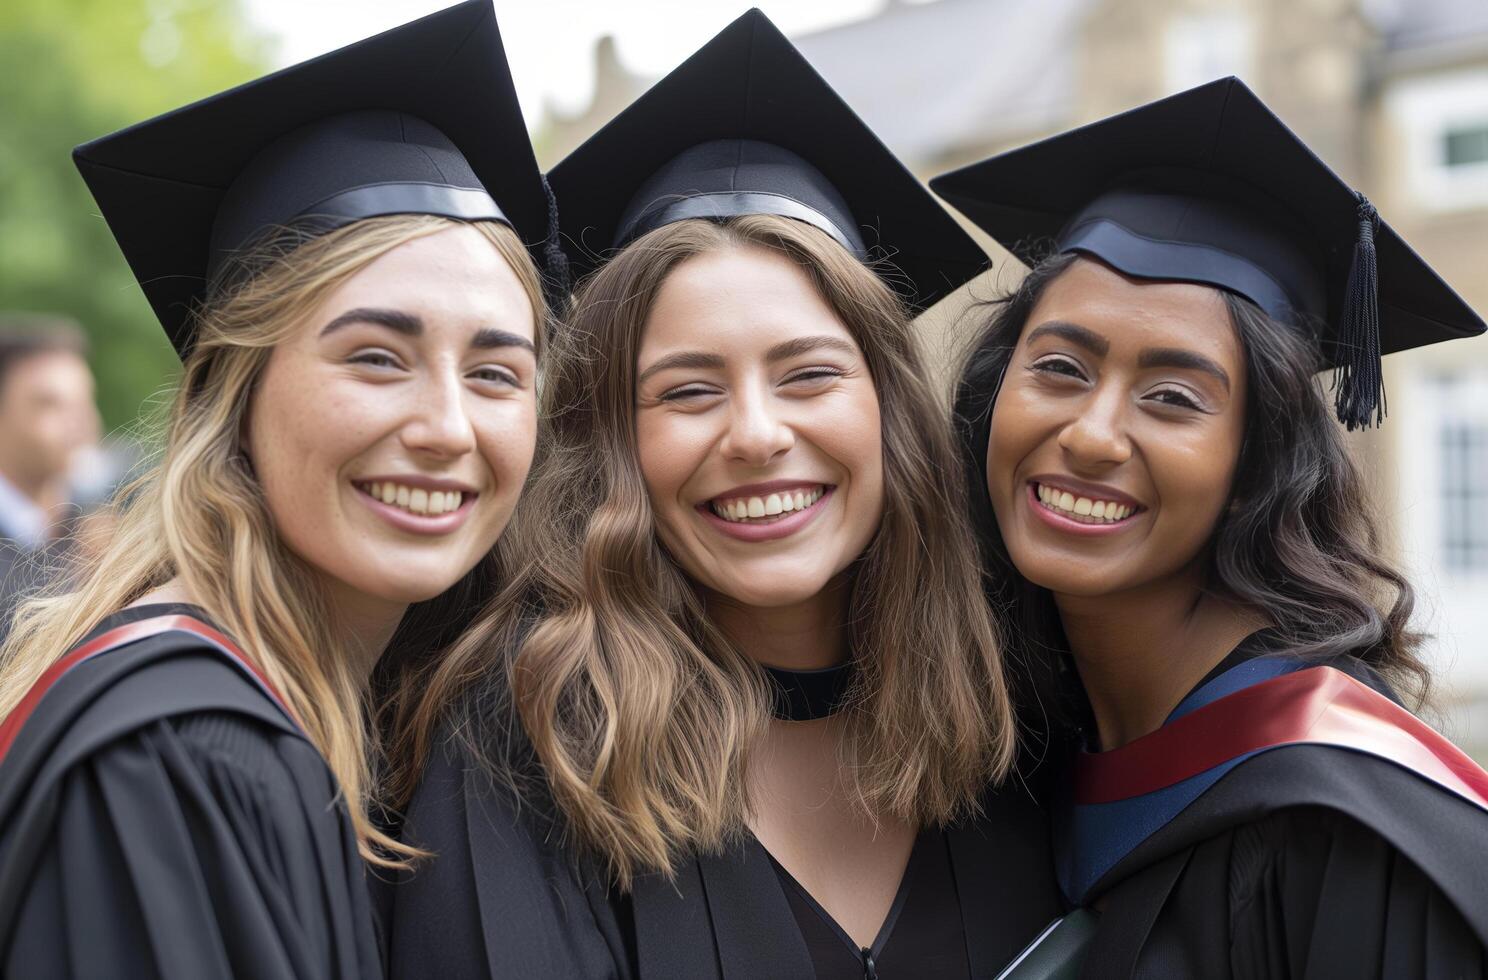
[838,391,884,497]
[476,400,538,483]
[246,365,365,525]
[635,412,710,511]
[985,389,1042,503]
[1149,428,1243,541]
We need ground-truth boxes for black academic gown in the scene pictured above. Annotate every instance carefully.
[380,735,629,978]
[385,723,1062,979]
[0,604,382,979]
[1064,643,1488,979]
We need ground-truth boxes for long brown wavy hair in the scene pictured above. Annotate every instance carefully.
[953,251,1431,757]
[388,215,1014,887]
[0,214,544,867]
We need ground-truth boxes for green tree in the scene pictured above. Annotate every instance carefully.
[0,0,270,429]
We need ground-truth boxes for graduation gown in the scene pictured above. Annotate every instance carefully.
[385,726,1062,979]
[1059,643,1488,979]
[0,604,382,979]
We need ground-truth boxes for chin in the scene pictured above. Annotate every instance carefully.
[1016,560,1126,599]
[709,574,836,610]
[344,555,476,605]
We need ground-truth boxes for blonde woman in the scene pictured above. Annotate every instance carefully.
[383,14,1061,979]
[0,5,552,977]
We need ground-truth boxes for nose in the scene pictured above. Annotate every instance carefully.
[1057,383,1131,470]
[401,372,477,460]
[719,384,793,467]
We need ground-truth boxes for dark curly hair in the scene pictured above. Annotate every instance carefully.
[952,251,1430,762]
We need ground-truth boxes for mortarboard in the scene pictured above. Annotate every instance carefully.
[74,0,549,355]
[931,76,1486,429]
[546,8,986,314]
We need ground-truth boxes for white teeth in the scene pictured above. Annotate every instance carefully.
[710,485,829,524]
[360,482,469,518]
[1034,483,1136,525]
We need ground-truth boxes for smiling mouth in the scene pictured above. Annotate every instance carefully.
[1032,481,1141,525]
[355,480,475,518]
[707,485,829,524]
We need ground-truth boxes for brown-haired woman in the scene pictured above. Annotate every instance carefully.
[0,6,553,976]
[382,12,1060,979]
[937,77,1488,976]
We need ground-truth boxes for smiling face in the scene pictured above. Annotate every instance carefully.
[246,223,538,608]
[635,244,884,610]
[986,256,1247,599]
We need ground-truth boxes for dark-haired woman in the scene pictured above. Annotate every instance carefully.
[936,77,1488,977]
[380,12,1060,979]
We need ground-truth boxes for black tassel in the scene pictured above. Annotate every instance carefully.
[539,173,571,312]
[1331,192,1385,430]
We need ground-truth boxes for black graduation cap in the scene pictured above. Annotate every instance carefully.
[546,8,985,313]
[931,76,1486,429]
[74,0,549,355]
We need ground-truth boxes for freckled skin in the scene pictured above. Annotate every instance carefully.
[634,245,884,610]
[247,225,538,606]
[986,257,1248,600]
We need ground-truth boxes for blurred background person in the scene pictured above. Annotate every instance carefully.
[0,316,101,635]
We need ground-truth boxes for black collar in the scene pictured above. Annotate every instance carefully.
[763,661,854,721]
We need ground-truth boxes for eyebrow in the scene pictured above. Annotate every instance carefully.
[765,335,858,362]
[319,309,534,353]
[636,335,857,386]
[1027,320,1231,391]
[1025,321,1110,355]
[1138,347,1231,391]
[320,307,423,338]
[471,328,536,353]
[637,350,727,385]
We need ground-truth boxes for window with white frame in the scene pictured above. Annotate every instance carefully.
[1440,418,1488,572]
[1385,69,1488,212]
[1164,12,1254,92]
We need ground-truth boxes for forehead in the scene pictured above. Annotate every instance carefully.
[314,224,535,342]
[640,244,856,356]
[2,349,90,391]
[1026,256,1240,363]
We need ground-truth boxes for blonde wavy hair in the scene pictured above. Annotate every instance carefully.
[388,215,1014,887]
[0,214,544,866]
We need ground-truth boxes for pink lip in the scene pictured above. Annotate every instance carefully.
[354,484,478,536]
[697,487,834,542]
[1025,483,1140,538]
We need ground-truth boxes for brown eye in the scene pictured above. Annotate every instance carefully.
[468,366,519,387]
[660,385,718,402]
[1149,388,1202,410]
[783,368,842,386]
[348,350,402,370]
[1030,355,1086,380]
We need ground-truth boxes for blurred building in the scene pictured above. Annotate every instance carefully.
[538,0,1488,751]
